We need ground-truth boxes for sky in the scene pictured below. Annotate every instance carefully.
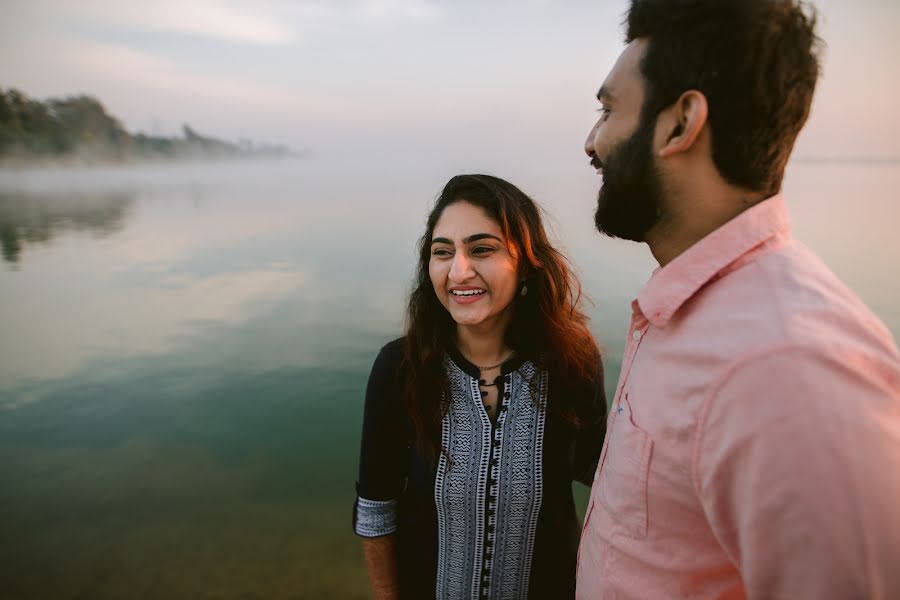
[2,0,899,171]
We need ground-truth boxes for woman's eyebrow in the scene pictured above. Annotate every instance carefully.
[430,233,502,245]
[463,233,502,244]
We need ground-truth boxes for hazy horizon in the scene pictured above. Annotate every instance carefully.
[2,0,900,173]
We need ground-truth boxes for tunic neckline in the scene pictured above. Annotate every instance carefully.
[445,343,529,379]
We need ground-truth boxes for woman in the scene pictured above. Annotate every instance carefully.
[353,174,606,599]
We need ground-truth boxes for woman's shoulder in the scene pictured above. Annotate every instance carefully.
[377,336,406,360]
[370,336,407,376]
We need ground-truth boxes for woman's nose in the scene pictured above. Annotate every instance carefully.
[449,253,474,281]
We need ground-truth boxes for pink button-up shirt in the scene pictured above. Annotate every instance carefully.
[576,194,900,599]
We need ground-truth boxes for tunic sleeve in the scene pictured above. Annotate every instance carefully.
[353,339,407,537]
[572,361,607,486]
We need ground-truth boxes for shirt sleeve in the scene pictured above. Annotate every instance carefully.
[353,340,407,538]
[694,344,900,599]
[572,361,608,486]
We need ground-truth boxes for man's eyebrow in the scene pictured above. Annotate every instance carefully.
[597,86,615,103]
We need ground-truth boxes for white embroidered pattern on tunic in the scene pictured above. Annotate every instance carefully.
[354,497,399,537]
[434,357,547,599]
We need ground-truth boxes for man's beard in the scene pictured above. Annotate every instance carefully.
[593,119,665,242]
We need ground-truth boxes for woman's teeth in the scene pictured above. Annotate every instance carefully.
[451,289,486,296]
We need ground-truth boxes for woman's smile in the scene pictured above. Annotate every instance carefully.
[428,201,520,330]
[450,286,487,303]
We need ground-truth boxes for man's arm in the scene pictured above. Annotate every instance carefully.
[694,345,900,599]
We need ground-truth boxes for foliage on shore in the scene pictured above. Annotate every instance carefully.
[0,87,294,163]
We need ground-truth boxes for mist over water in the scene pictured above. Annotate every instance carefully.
[1,158,898,598]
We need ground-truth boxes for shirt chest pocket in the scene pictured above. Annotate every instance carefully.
[596,394,654,539]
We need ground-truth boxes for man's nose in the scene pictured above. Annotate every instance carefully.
[449,252,474,281]
[585,121,599,157]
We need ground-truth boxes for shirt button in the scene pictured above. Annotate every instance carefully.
[632,329,642,341]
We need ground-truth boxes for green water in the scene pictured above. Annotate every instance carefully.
[1,160,898,598]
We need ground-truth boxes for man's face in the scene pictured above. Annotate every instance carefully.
[585,39,665,242]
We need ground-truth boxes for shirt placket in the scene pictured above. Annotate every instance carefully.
[577,306,649,573]
[596,305,649,478]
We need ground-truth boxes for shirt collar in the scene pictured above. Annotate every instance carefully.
[636,193,791,328]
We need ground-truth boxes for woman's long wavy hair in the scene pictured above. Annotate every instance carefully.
[402,174,602,463]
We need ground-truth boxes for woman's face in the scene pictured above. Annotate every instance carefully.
[429,201,520,333]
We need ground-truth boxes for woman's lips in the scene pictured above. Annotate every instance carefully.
[450,288,486,304]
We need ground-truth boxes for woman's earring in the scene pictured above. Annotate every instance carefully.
[520,284,528,297]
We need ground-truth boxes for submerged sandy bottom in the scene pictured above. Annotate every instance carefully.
[0,440,370,599]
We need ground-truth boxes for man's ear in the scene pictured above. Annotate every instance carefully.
[657,90,708,158]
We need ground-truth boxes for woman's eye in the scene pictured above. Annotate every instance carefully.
[432,248,452,257]
[597,107,611,122]
[472,246,495,255]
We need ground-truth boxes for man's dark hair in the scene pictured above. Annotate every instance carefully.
[627,0,822,196]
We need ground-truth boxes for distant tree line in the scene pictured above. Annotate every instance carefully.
[0,87,294,162]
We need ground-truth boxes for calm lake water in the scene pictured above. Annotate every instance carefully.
[1,160,898,599]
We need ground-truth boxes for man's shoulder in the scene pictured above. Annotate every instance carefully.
[684,239,898,359]
[726,238,849,299]
[763,241,890,335]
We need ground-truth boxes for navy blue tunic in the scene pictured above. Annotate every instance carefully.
[353,338,605,599]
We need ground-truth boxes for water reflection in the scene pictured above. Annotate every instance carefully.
[0,162,897,599]
[0,190,135,265]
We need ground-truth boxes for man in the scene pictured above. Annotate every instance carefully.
[577,1,900,598]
